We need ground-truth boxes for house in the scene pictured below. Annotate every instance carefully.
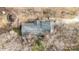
[21,20,55,39]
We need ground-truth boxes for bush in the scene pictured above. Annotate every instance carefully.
[32,39,45,51]
[13,26,21,36]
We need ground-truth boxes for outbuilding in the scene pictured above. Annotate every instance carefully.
[21,20,55,39]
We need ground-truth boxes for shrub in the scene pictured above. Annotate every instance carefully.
[13,26,21,36]
[32,39,45,51]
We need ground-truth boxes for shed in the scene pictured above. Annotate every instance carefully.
[21,20,55,38]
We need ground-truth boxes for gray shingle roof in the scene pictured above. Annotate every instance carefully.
[21,20,55,38]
